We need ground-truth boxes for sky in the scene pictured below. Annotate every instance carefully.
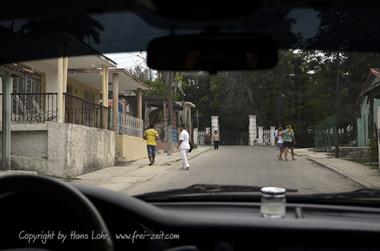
[106,52,148,70]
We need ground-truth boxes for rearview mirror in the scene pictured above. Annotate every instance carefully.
[147,33,277,73]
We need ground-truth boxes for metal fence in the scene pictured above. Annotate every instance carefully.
[119,112,143,137]
[314,116,356,149]
[9,92,58,123]
[263,129,271,145]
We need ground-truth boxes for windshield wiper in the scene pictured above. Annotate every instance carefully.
[136,184,298,200]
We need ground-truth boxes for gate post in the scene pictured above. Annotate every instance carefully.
[270,126,276,146]
[249,115,257,146]
[193,128,198,145]
[257,126,263,144]
[211,116,219,133]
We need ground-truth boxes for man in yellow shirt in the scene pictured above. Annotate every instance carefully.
[143,124,159,165]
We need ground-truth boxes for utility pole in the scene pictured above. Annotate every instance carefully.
[277,62,285,127]
[196,110,199,130]
[334,52,341,158]
[167,71,173,155]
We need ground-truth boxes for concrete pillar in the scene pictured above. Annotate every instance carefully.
[193,128,198,145]
[211,116,219,133]
[249,115,257,146]
[102,66,109,107]
[270,126,276,146]
[63,57,68,92]
[1,73,12,170]
[112,72,119,133]
[57,57,64,123]
[136,88,142,120]
[144,101,149,129]
[102,66,109,129]
[257,126,263,144]
[62,57,68,122]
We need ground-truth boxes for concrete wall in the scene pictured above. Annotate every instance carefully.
[67,77,100,102]
[0,124,49,174]
[116,134,147,161]
[0,122,115,178]
[50,123,115,177]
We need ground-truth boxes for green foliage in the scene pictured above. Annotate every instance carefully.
[128,50,380,147]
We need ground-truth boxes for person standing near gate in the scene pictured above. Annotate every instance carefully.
[211,130,220,150]
[276,127,285,160]
[143,124,159,166]
[283,124,296,161]
[177,124,191,170]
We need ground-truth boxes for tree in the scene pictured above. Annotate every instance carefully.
[21,16,104,44]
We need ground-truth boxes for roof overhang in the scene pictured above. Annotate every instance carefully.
[109,68,151,91]
[68,68,151,92]
[22,54,116,73]
[362,68,380,97]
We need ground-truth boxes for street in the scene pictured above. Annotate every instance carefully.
[123,146,361,196]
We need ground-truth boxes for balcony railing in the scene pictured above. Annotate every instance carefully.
[0,92,109,129]
[65,93,109,129]
[10,92,58,123]
[119,112,143,137]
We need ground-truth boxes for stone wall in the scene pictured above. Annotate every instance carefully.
[0,122,115,178]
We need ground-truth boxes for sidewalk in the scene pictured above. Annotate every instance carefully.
[296,148,380,188]
[70,146,211,191]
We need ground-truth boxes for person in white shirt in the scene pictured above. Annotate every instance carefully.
[276,127,285,160]
[177,124,190,170]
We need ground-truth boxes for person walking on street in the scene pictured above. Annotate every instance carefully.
[283,124,296,161]
[143,124,159,166]
[276,127,285,160]
[211,130,220,150]
[177,124,191,170]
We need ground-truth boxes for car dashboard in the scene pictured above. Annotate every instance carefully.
[1,184,380,251]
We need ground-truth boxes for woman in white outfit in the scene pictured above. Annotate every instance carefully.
[177,124,190,170]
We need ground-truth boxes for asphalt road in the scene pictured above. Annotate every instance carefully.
[123,146,360,196]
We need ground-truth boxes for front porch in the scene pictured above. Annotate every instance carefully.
[0,54,150,177]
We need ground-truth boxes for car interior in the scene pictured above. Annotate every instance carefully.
[1,1,380,251]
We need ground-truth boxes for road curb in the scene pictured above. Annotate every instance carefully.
[306,157,373,188]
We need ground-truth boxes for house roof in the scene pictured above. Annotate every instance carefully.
[22,54,116,74]
[361,68,380,98]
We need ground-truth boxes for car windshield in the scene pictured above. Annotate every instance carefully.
[0,7,380,199]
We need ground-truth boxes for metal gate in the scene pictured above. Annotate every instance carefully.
[198,131,205,145]
[263,129,271,145]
